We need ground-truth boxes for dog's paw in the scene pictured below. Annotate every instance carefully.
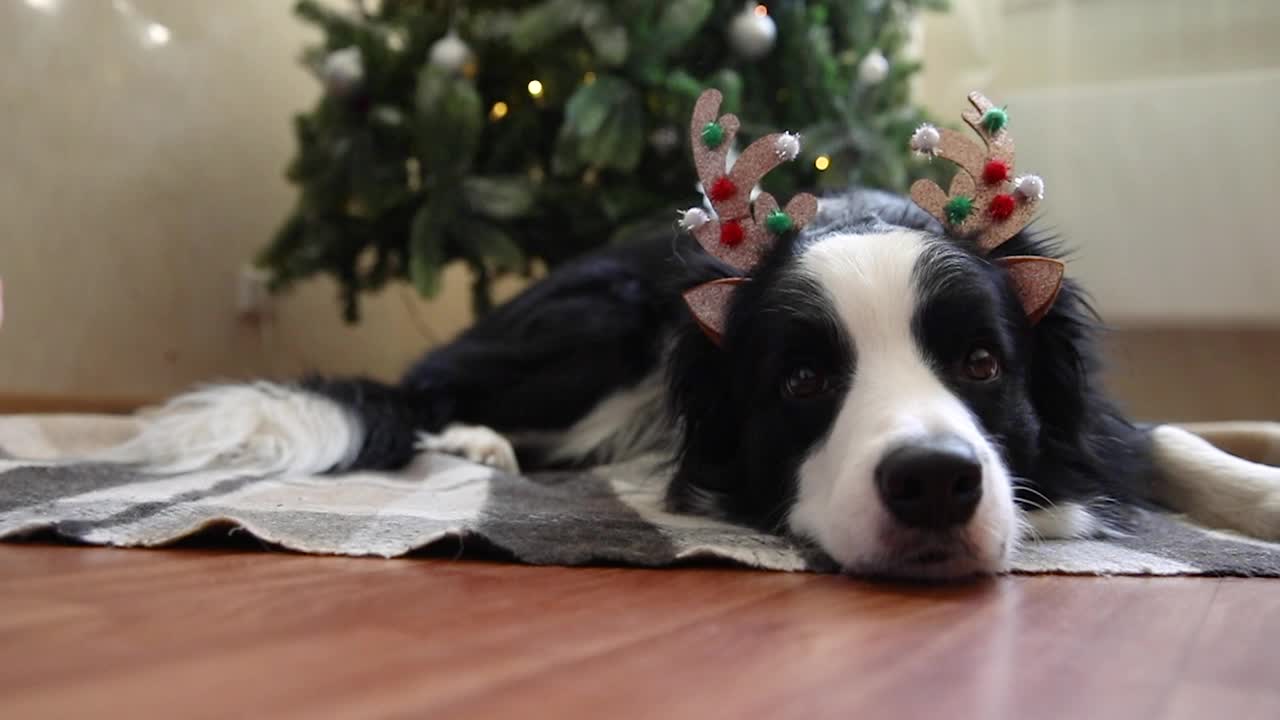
[416,424,520,474]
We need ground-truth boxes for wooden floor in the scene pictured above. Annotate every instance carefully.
[0,545,1276,719]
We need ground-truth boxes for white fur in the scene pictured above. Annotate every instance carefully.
[99,382,361,475]
[551,374,670,464]
[786,230,1017,576]
[1023,502,1101,540]
[1149,425,1280,540]
[417,424,520,474]
[512,373,672,466]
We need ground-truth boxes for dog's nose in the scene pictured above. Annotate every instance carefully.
[875,435,982,529]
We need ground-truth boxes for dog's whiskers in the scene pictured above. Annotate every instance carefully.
[1012,482,1056,510]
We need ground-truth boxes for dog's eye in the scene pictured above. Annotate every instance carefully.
[782,366,827,399]
[962,347,1001,382]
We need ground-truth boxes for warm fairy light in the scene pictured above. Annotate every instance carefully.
[144,22,171,47]
[814,155,831,171]
[24,0,60,13]
[490,101,509,120]
[527,79,544,98]
[754,4,768,16]
[583,71,597,85]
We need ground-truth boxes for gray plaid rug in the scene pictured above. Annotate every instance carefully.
[2,415,1279,576]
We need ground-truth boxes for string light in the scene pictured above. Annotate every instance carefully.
[754,4,768,16]
[527,79,544,98]
[814,155,831,171]
[489,101,509,121]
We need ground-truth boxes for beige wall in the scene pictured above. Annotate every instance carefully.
[918,0,1280,103]
[0,0,486,399]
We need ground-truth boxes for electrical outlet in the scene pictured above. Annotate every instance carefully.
[236,265,273,321]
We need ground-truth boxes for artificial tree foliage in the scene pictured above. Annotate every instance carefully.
[263,0,949,321]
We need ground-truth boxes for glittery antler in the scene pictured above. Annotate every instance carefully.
[909,92,1061,325]
[910,92,1042,252]
[681,89,818,343]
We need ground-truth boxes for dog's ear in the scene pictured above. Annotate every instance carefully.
[1020,271,1153,516]
[664,320,742,518]
[1024,277,1097,442]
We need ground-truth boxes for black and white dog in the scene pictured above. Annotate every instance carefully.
[121,188,1171,579]
[117,89,1278,578]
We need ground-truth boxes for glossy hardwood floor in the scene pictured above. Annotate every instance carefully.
[0,544,1276,719]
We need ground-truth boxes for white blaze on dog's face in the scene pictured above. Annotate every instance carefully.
[785,230,1019,578]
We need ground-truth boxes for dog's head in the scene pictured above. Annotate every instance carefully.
[666,190,1120,579]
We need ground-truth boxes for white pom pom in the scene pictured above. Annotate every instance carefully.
[774,132,801,162]
[910,124,941,156]
[680,207,710,231]
[1014,174,1045,201]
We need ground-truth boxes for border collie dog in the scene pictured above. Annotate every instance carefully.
[121,186,1156,580]
[128,86,1258,580]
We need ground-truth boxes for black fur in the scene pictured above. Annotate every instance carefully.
[666,224,854,530]
[303,188,1151,545]
[664,191,1150,533]
[298,376,440,470]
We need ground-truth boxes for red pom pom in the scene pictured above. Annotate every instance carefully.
[720,220,745,246]
[989,193,1017,221]
[982,160,1010,185]
[709,177,738,202]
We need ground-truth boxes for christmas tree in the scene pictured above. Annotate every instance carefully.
[263,0,950,321]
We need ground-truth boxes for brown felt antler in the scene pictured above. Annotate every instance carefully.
[680,89,818,344]
[909,92,1062,325]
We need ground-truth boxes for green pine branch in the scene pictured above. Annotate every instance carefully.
[261,0,951,321]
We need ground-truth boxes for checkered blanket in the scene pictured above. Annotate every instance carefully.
[2,415,1279,576]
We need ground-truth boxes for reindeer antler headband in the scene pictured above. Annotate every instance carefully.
[678,90,1064,343]
[909,92,1063,324]
[679,89,818,344]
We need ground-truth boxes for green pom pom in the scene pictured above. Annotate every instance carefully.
[944,196,974,225]
[701,121,725,148]
[980,107,1008,134]
[765,209,794,234]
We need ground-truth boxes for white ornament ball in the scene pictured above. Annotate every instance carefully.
[774,132,802,162]
[680,207,711,231]
[729,7,777,60]
[909,124,941,156]
[858,49,890,86]
[1015,174,1046,201]
[429,30,472,74]
[322,46,364,97]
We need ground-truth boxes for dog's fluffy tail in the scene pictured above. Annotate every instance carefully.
[100,378,443,476]
[1147,423,1280,541]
